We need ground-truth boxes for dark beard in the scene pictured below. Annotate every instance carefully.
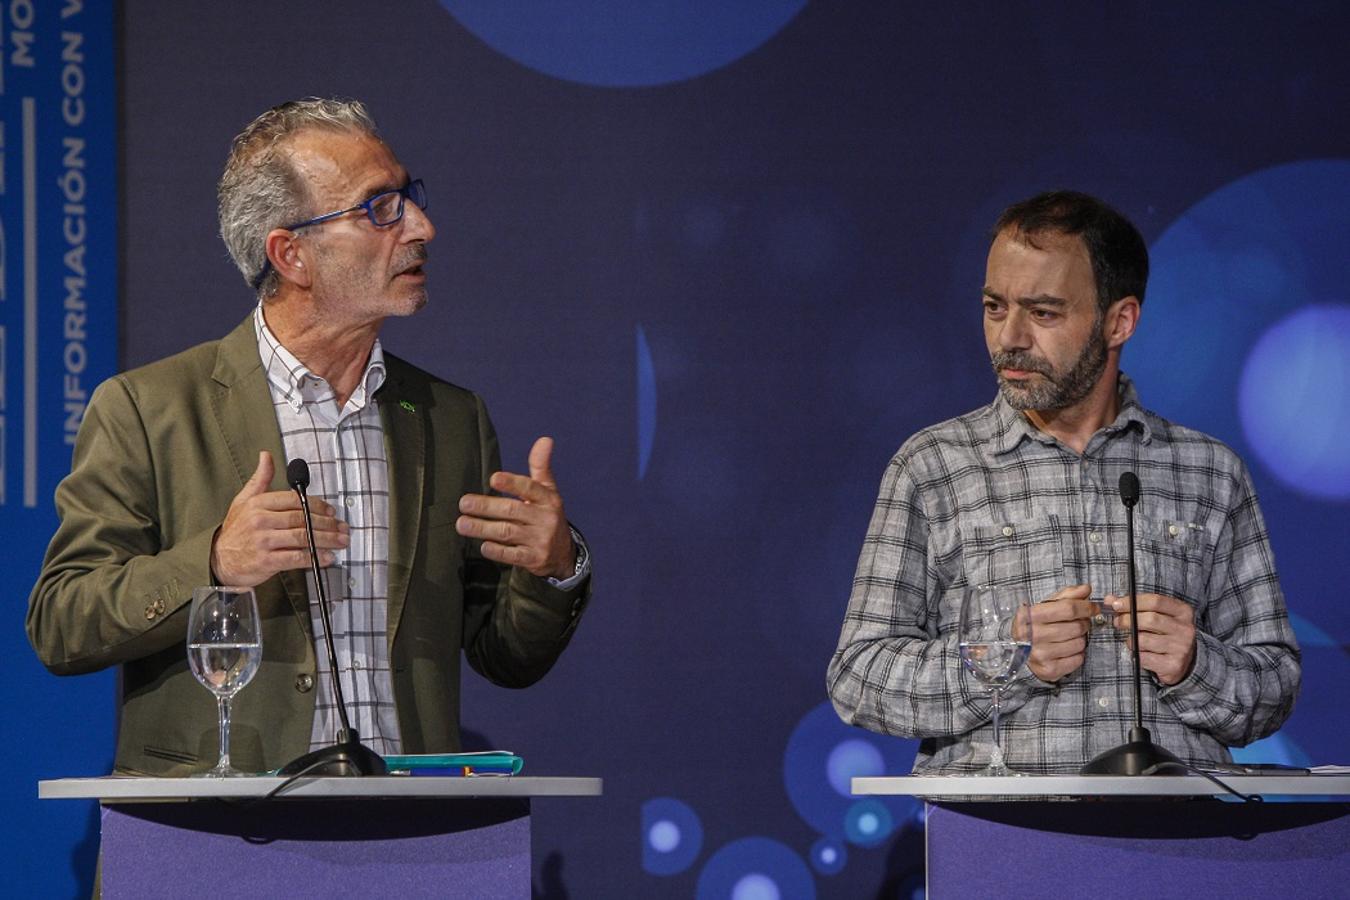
[992,321,1108,411]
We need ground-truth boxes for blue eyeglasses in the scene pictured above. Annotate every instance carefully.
[250,179,428,289]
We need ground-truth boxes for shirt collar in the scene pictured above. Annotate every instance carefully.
[252,304,386,413]
[990,372,1152,455]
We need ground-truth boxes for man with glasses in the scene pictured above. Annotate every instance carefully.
[27,98,592,776]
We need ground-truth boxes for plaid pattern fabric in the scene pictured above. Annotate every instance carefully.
[828,375,1300,774]
[254,306,402,755]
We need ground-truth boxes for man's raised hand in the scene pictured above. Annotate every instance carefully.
[209,450,350,587]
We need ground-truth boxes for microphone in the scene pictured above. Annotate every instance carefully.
[1080,471,1182,776]
[1119,470,1140,507]
[277,458,387,777]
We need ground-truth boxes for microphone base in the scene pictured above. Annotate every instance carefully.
[277,738,388,777]
[1080,727,1184,776]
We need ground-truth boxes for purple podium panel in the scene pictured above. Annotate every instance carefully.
[101,797,530,899]
[928,801,1350,899]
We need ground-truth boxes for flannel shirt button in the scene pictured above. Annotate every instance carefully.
[295,674,314,693]
[1089,531,1101,543]
[1168,524,1180,537]
[1097,696,1111,709]
[1001,525,1013,537]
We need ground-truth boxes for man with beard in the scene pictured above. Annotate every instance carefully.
[827,190,1299,773]
[27,98,591,775]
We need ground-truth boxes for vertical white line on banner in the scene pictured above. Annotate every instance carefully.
[23,97,37,508]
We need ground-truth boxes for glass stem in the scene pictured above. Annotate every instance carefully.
[990,687,1004,768]
[217,694,232,770]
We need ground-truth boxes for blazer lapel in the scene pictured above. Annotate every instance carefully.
[377,360,425,651]
[208,314,312,636]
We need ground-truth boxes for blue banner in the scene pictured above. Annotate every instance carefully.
[2,0,117,895]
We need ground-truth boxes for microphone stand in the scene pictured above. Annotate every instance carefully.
[1080,471,1182,776]
[278,459,387,777]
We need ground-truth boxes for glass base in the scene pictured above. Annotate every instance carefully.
[961,742,1027,777]
[192,763,254,778]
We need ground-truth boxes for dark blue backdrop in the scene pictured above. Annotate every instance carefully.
[9,2,1350,896]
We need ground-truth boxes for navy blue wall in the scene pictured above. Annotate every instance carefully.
[12,2,1350,896]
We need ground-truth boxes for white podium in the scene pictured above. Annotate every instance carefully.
[855,774,1350,898]
[40,776,602,899]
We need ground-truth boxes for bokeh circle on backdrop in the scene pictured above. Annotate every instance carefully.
[784,701,920,843]
[642,796,705,876]
[695,836,816,900]
[439,1,807,87]
[1237,303,1350,500]
[1129,158,1350,501]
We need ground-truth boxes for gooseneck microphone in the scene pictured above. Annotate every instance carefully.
[277,458,387,777]
[1080,471,1182,775]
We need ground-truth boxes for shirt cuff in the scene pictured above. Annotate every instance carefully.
[547,525,591,591]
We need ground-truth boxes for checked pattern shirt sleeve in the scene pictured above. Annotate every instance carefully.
[1156,457,1301,746]
[826,445,1031,746]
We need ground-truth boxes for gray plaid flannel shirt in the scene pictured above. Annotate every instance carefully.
[827,375,1300,773]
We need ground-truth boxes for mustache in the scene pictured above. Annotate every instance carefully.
[991,350,1051,377]
[395,246,429,273]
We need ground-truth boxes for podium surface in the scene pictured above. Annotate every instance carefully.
[40,774,601,801]
[856,775,1350,899]
[854,772,1350,797]
[41,776,601,899]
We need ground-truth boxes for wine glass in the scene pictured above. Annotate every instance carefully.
[958,583,1033,776]
[187,586,262,777]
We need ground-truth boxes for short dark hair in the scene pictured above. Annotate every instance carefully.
[993,190,1149,311]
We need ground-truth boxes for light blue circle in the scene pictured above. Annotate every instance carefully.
[843,799,894,847]
[696,837,815,900]
[732,873,782,900]
[439,1,807,87]
[825,739,886,798]
[649,819,681,853]
[642,797,704,876]
[809,836,847,876]
[1238,304,1350,499]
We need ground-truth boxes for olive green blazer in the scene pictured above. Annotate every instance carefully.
[27,315,588,775]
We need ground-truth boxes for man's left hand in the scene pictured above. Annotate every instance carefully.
[1108,593,1196,686]
[456,436,576,580]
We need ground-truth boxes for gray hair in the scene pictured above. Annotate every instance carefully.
[217,98,378,298]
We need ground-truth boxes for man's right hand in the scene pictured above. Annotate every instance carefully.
[209,451,350,588]
[1026,583,1096,683]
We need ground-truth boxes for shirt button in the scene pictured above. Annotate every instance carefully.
[1168,524,1180,536]
[1089,531,1101,543]
[345,497,355,507]
[353,659,363,670]
[1097,696,1111,709]
[1001,525,1014,537]
[295,673,314,693]
[348,577,357,589]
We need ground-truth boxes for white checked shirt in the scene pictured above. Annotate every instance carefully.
[254,305,403,754]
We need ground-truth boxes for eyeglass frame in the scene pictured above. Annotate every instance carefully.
[249,178,427,289]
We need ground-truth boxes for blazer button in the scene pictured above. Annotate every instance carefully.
[295,673,314,693]
[144,604,157,620]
